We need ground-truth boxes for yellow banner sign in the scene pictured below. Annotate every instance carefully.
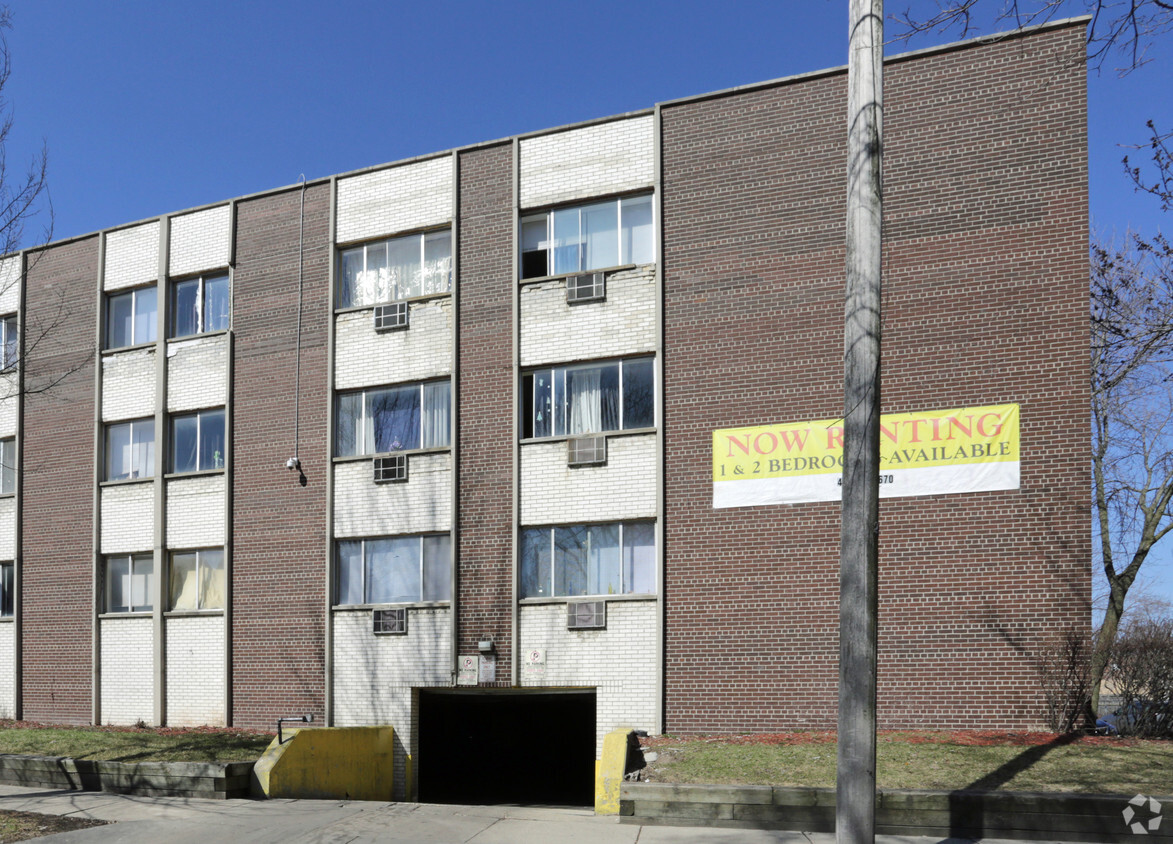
[712,404,1019,508]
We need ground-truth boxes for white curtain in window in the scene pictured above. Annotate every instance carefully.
[421,382,450,448]
[583,201,618,270]
[133,424,155,478]
[568,367,602,435]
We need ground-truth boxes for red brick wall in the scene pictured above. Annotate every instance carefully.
[231,184,331,728]
[456,143,515,678]
[660,24,1089,731]
[21,237,99,723]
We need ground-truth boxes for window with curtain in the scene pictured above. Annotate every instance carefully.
[172,273,229,337]
[106,286,157,349]
[338,229,452,308]
[106,553,154,612]
[335,381,450,456]
[171,408,225,473]
[520,521,655,598]
[520,194,654,279]
[0,438,13,494]
[522,357,654,438]
[105,419,155,481]
[170,548,225,610]
[0,314,16,369]
[335,534,451,605]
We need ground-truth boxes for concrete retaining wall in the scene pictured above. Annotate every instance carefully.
[0,754,253,799]
[620,783,1173,843]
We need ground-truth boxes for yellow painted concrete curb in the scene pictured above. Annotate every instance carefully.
[595,727,634,814]
[251,726,395,801]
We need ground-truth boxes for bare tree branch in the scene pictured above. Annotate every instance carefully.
[890,0,1173,73]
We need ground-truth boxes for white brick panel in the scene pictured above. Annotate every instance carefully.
[167,335,228,411]
[0,255,20,313]
[520,434,656,525]
[166,475,226,548]
[0,374,18,437]
[520,267,655,367]
[105,222,160,291]
[336,158,452,245]
[333,606,451,801]
[520,116,654,209]
[100,616,155,725]
[166,615,225,726]
[102,349,157,422]
[0,622,13,719]
[169,206,231,277]
[335,299,452,390]
[101,484,154,554]
[519,600,657,754]
[334,453,451,538]
[0,498,14,559]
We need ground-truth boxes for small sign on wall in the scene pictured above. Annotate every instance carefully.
[522,649,547,682]
[457,655,478,686]
[479,653,497,684]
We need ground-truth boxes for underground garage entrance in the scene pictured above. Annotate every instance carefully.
[417,688,596,806]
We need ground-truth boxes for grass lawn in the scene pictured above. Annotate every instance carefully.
[0,720,273,763]
[642,731,1173,796]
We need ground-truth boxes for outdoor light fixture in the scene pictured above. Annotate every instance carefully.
[277,713,314,744]
[478,638,494,653]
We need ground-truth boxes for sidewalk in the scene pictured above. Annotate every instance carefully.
[0,784,1041,843]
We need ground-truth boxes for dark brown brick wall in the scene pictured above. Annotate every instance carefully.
[21,237,99,723]
[231,184,331,728]
[661,24,1089,731]
[456,143,515,678]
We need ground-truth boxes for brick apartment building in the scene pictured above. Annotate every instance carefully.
[0,20,1087,802]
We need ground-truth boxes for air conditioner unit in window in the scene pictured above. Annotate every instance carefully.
[373,454,408,483]
[374,302,409,332]
[566,272,605,304]
[568,436,606,467]
[567,601,606,630]
[373,607,407,635]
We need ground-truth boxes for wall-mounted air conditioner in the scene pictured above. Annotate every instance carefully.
[567,601,606,630]
[374,301,409,332]
[568,436,607,467]
[373,607,407,635]
[373,453,408,483]
[566,272,605,304]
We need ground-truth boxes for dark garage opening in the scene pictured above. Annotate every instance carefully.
[418,689,596,806]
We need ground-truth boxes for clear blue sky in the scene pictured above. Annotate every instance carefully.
[5,0,1172,609]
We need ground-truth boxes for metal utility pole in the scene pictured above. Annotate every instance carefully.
[838,0,883,841]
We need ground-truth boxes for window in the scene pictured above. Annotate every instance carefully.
[521,521,655,599]
[170,549,225,610]
[106,286,157,349]
[172,273,229,337]
[106,554,153,612]
[0,314,16,369]
[171,408,225,473]
[521,194,653,279]
[0,438,13,494]
[522,357,654,438]
[338,229,452,308]
[105,419,155,481]
[335,381,450,456]
[336,534,451,605]
[0,561,11,617]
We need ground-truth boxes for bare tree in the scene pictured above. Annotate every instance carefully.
[0,6,50,257]
[1126,120,1173,211]
[1088,232,1173,716]
[891,0,1172,72]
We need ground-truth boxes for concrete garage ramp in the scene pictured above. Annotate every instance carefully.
[418,689,596,806]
